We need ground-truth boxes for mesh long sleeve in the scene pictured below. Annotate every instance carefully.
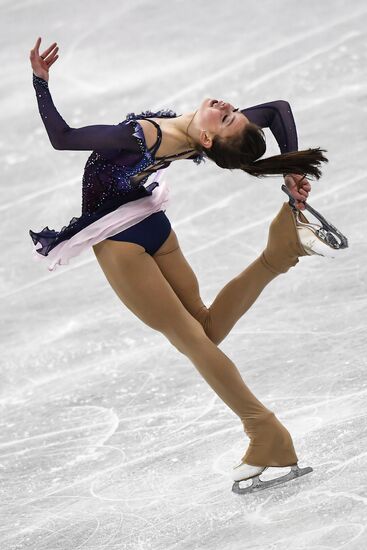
[241,100,298,153]
[32,73,141,152]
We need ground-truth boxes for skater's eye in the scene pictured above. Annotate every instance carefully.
[223,109,239,124]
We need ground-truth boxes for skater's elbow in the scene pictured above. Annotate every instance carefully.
[50,131,71,150]
[51,138,66,150]
[273,99,292,109]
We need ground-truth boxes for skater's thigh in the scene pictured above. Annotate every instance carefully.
[152,229,208,321]
[92,239,207,348]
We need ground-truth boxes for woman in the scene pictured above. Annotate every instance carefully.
[29,38,329,490]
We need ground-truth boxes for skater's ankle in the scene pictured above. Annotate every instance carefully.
[260,251,298,276]
[260,252,279,275]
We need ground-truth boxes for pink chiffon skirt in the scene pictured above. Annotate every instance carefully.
[30,169,170,272]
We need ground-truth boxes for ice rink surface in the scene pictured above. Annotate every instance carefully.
[1,0,366,548]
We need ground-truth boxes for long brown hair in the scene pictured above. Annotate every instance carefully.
[199,122,328,179]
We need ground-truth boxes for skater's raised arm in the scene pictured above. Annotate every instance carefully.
[241,100,298,154]
[30,37,142,153]
[32,74,141,152]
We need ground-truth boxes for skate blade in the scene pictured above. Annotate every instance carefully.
[231,464,313,495]
[281,184,348,250]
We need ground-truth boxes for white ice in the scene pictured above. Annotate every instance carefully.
[1,0,366,548]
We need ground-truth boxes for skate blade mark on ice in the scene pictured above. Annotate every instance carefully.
[281,184,349,251]
[232,464,313,495]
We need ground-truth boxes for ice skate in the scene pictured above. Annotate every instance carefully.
[294,212,337,258]
[232,462,313,495]
[281,183,349,257]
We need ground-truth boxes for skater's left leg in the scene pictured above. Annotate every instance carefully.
[93,237,298,469]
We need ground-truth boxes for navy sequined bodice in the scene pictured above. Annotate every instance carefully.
[32,73,299,215]
[81,110,206,214]
[32,74,204,214]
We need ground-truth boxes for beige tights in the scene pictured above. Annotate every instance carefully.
[94,202,311,467]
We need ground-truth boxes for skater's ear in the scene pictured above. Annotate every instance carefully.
[199,129,214,150]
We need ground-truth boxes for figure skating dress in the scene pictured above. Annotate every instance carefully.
[29,74,298,271]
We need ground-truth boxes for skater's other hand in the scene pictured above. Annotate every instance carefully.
[284,173,311,211]
[30,37,59,82]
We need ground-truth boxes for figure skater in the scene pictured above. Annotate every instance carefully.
[29,38,332,493]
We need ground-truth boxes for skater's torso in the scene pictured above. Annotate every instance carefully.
[82,111,201,214]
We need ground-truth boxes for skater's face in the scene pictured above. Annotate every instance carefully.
[197,98,249,149]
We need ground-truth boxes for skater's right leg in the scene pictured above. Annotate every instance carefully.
[92,237,298,468]
[153,202,310,346]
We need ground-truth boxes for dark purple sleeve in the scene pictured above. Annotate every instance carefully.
[241,100,298,153]
[32,73,141,152]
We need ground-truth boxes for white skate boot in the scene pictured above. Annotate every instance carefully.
[233,462,266,482]
[295,211,339,258]
[282,183,349,257]
[232,461,313,495]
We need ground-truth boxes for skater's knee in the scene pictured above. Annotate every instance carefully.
[193,306,220,345]
[164,321,210,356]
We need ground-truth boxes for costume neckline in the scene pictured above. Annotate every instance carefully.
[125,109,204,164]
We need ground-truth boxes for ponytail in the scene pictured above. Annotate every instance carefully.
[202,121,329,180]
[241,147,329,180]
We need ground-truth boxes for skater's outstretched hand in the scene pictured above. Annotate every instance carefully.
[30,37,59,82]
[284,173,311,211]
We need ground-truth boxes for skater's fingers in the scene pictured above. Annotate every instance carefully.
[290,174,311,190]
[292,189,306,201]
[40,41,57,60]
[33,37,41,55]
[293,173,308,185]
[299,183,311,193]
